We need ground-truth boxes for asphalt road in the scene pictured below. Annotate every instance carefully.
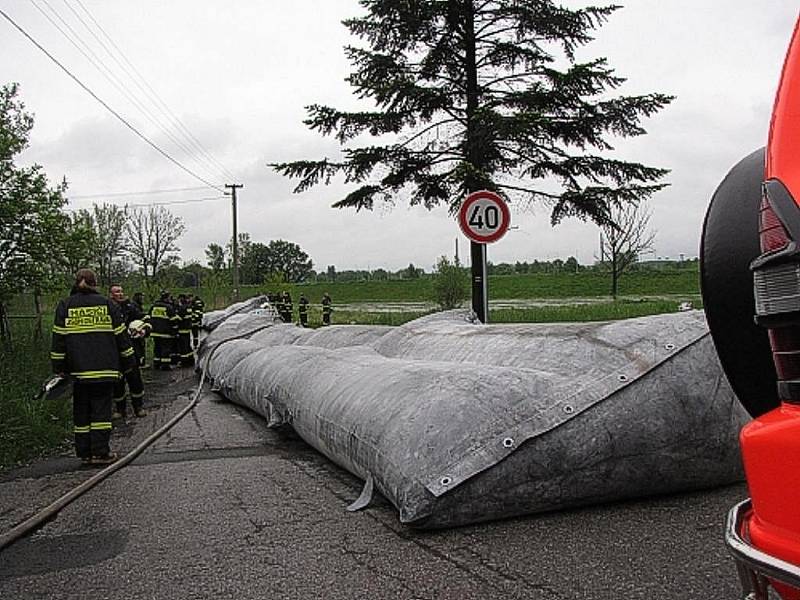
[0,367,748,599]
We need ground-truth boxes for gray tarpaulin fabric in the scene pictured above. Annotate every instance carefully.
[198,308,749,528]
[201,295,270,331]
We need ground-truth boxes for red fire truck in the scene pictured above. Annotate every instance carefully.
[701,15,800,600]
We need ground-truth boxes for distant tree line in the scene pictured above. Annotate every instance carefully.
[204,233,313,286]
[311,263,425,283]
[296,255,698,286]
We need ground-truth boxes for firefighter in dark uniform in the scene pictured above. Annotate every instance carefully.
[190,294,204,348]
[109,284,148,419]
[280,291,293,323]
[273,292,284,321]
[176,294,194,367]
[51,269,135,465]
[321,292,332,326]
[298,293,309,327]
[147,290,179,370]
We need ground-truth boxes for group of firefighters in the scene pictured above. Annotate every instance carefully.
[268,291,332,327]
[145,289,205,370]
[50,269,205,466]
[115,288,205,422]
[51,268,335,466]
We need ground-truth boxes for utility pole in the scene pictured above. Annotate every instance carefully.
[225,183,243,301]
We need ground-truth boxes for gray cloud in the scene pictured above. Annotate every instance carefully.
[2,1,798,271]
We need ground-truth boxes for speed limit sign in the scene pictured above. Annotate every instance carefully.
[458,190,510,243]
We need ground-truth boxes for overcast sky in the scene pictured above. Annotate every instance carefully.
[1,1,797,272]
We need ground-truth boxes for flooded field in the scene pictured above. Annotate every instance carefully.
[337,295,699,313]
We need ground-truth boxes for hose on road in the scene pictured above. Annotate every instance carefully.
[0,321,275,552]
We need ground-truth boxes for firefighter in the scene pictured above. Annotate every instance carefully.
[109,284,148,419]
[321,292,332,326]
[147,290,178,370]
[298,293,309,327]
[190,294,204,348]
[281,291,293,323]
[176,294,194,367]
[51,269,135,466]
[273,292,284,321]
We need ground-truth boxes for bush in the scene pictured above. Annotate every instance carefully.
[432,256,469,310]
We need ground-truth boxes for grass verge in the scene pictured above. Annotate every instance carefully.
[0,317,72,469]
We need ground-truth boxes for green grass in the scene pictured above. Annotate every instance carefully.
[0,316,72,468]
[324,310,432,327]
[220,268,700,305]
[490,298,702,324]
[487,270,700,299]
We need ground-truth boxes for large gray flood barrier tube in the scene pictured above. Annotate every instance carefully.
[202,295,269,331]
[198,309,749,528]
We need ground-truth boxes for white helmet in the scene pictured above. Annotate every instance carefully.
[128,319,150,338]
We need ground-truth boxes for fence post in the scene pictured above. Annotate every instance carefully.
[33,288,43,342]
[0,302,9,342]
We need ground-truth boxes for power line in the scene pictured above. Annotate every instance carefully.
[29,0,228,185]
[73,0,237,183]
[0,7,225,193]
[65,0,236,183]
[126,195,227,208]
[68,186,210,199]
[65,195,227,209]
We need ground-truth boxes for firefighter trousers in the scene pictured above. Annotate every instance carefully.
[73,381,114,459]
[178,332,194,366]
[153,336,174,369]
[112,365,145,415]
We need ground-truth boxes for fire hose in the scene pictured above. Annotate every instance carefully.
[0,322,274,552]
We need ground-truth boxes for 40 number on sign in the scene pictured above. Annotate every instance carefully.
[468,202,502,230]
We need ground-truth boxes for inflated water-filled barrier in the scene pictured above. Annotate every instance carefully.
[198,309,749,528]
[201,295,270,331]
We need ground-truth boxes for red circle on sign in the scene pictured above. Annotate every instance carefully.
[458,190,511,243]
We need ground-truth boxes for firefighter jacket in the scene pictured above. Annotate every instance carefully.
[147,299,179,338]
[176,303,192,335]
[51,289,136,382]
[298,296,309,315]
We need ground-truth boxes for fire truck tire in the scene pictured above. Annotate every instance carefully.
[700,146,778,417]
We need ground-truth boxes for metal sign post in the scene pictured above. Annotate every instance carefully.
[458,190,511,324]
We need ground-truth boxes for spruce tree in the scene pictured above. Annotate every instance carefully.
[272,0,673,228]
